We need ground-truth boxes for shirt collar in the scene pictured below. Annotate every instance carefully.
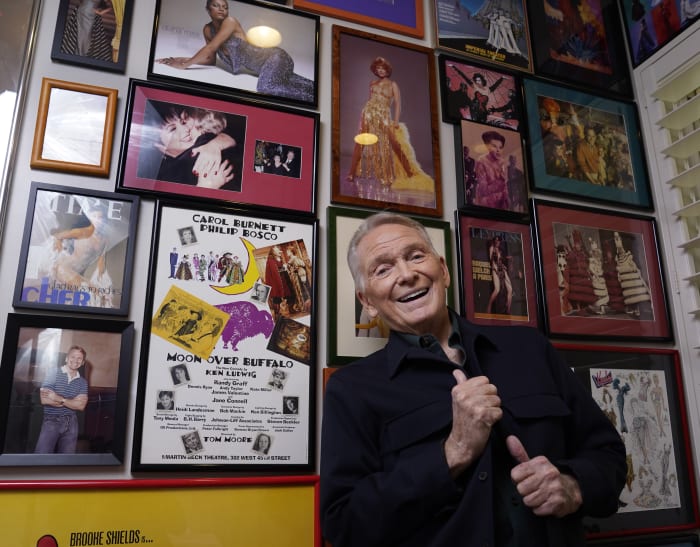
[61,365,81,382]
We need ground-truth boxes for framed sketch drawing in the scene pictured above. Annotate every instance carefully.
[0,313,134,466]
[557,344,700,538]
[148,0,320,108]
[132,200,317,471]
[327,206,453,365]
[293,0,424,38]
[455,212,539,328]
[523,78,653,211]
[434,0,533,73]
[533,199,672,342]
[51,0,134,73]
[117,79,318,215]
[30,78,118,177]
[331,25,442,218]
[13,182,139,316]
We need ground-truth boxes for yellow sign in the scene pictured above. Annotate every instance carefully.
[1,477,318,546]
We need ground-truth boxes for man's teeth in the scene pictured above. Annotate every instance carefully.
[399,289,427,302]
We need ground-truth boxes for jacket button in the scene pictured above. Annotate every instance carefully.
[478,471,488,481]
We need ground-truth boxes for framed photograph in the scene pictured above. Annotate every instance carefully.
[50,0,134,73]
[527,0,632,96]
[434,0,533,74]
[456,119,529,216]
[30,78,118,177]
[532,199,672,341]
[621,0,700,68]
[438,54,522,130]
[523,78,653,211]
[455,212,539,328]
[293,0,424,38]
[327,206,453,365]
[0,476,320,546]
[0,313,134,466]
[117,79,319,216]
[556,344,700,538]
[132,200,317,471]
[148,0,320,108]
[331,25,442,218]
[13,182,139,316]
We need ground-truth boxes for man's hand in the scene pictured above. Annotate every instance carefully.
[506,435,583,517]
[444,370,502,477]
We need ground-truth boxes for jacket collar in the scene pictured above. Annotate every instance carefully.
[383,310,499,378]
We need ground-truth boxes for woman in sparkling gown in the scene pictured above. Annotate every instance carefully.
[157,0,313,103]
[345,57,434,193]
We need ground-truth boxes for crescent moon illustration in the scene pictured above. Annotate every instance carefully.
[211,238,259,295]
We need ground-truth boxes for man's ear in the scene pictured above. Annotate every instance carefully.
[356,290,378,319]
[440,256,451,289]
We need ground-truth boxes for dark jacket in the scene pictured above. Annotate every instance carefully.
[320,317,626,547]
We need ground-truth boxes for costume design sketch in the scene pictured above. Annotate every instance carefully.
[590,367,680,512]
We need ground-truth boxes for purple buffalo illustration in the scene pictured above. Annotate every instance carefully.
[215,300,275,350]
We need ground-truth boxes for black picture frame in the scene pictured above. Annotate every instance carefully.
[51,0,134,74]
[148,0,320,108]
[116,79,319,216]
[454,121,529,219]
[131,200,317,472]
[438,53,523,131]
[13,182,139,316]
[0,313,135,466]
[527,0,632,96]
[589,533,700,546]
[556,344,700,538]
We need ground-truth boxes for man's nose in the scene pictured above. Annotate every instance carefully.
[395,260,416,282]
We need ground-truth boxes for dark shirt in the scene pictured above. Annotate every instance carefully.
[320,312,626,547]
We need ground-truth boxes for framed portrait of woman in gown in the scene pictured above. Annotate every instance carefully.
[148,0,320,108]
[331,25,442,218]
[51,0,134,73]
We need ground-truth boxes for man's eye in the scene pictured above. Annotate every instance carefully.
[410,252,426,262]
[373,265,391,278]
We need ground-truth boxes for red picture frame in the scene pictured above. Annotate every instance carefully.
[456,212,539,329]
[117,79,318,215]
[533,199,672,341]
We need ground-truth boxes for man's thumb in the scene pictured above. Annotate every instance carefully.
[452,368,468,384]
[506,435,530,464]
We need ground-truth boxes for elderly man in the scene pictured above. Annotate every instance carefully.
[320,212,625,547]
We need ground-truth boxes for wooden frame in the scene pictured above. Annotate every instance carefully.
[532,199,672,342]
[523,77,653,211]
[132,200,317,471]
[331,25,442,218]
[455,211,539,329]
[117,79,319,215]
[434,0,533,74]
[621,0,700,68]
[51,0,134,73]
[148,0,320,108]
[293,0,424,38]
[0,476,320,546]
[527,0,632,96]
[30,78,117,177]
[556,344,700,538]
[438,53,523,130]
[455,119,529,217]
[327,206,453,365]
[13,182,139,316]
[0,313,134,466]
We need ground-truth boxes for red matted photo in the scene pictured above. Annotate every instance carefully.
[117,79,318,215]
[533,199,672,342]
[456,212,539,329]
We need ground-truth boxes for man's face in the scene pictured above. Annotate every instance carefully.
[65,349,85,371]
[356,223,450,336]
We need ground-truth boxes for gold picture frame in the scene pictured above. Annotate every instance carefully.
[30,78,118,177]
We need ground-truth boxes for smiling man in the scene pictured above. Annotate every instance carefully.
[320,212,626,547]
